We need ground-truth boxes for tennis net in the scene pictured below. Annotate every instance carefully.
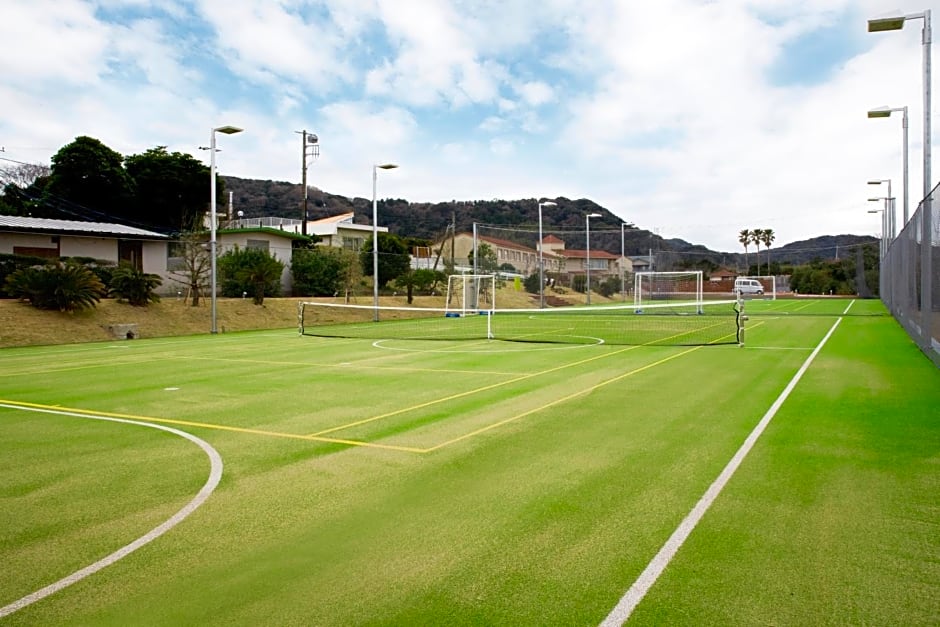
[299,299,743,346]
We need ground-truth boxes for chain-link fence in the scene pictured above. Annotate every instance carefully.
[882,182,938,367]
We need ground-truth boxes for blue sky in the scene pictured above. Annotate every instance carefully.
[0,0,933,251]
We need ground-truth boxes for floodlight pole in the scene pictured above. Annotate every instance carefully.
[868,107,909,225]
[868,10,931,201]
[868,179,893,239]
[585,213,602,305]
[296,130,319,235]
[372,163,398,322]
[537,200,556,308]
[621,222,627,302]
[208,125,243,335]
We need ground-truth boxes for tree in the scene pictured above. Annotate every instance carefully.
[749,230,762,275]
[292,246,348,296]
[109,265,162,306]
[738,229,751,273]
[759,229,775,274]
[167,232,210,305]
[0,162,50,189]
[47,136,135,222]
[468,242,498,275]
[218,247,285,305]
[361,232,411,289]
[124,147,212,232]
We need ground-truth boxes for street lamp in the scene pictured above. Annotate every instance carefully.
[372,163,398,321]
[209,124,243,335]
[537,200,557,308]
[585,212,602,305]
[868,179,894,240]
[868,106,909,225]
[296,130,319,235]
[868,198,889,260]
[868,10,931,201]
[620,222,628,302]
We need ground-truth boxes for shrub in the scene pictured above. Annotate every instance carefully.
[4,261,106,311]
[109,265,162,306]
[291,247,346,297]
[596,276,622,298]
[0,253,50,298]
[218,247,284,304]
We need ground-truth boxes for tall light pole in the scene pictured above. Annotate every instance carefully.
[868,179,894,239]
[620,221,627,302]
[868,106,909,225]
[585,212,602,305]
[868,11,931,200]
[537,200,556,308]
[209,125,243,335]
[296,130,319,235]
[868,198,889,259]
[372,163,398,321]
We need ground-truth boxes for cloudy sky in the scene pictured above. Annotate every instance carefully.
[0,0,933,252]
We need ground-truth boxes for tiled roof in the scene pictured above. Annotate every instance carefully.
[309,212,355,225]
[0,215,168,238]
[558,249,620,259]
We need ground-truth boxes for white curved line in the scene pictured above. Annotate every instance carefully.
[0,405,223,618]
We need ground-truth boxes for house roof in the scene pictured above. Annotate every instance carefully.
[217,226,312,241]
[308,212,355,225]
[542,234,564,243]
[0,215,168,239]
[558,249,621,259]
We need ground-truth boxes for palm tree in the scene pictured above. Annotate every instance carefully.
[738,229,751,273]
[760,229,775,275]
[750,229,762,275]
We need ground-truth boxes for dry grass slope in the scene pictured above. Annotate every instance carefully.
[0,285,565,348]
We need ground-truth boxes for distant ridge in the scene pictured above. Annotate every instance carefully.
[221,176,876,269]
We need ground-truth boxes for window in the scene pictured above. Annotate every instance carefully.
[246,239,269,252]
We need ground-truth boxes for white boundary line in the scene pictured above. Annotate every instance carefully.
[599,303,850,626]
[0,405,224,619]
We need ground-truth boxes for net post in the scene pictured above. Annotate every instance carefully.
[736,294,745,346]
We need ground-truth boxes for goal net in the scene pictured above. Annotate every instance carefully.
[299,298,743,346]
[739,275,777,300]
[634,271,703,313]
[445,274,496,315]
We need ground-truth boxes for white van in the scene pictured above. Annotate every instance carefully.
[734,278,764,295]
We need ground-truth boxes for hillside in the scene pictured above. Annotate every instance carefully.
[221,176,876,269]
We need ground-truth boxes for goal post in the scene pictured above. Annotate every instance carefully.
[634,271,703,313]
[445,274,497,316]
[739,275,777,300]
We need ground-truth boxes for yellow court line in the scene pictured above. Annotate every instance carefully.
[424,346,703,452]
[0,399,424,454]
[306,344,645,437]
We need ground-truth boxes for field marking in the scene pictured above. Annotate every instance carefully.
[372,338,600,353]
[0,404,224,619]
[423,346,703,452]
[599,314,845,626]
[306,344,645,437]
[0,400,424,454]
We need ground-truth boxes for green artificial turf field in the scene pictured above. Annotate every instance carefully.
[1,298,937,625]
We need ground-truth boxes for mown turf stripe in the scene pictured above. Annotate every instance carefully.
[0,405,224,619]
[599,312,845,626]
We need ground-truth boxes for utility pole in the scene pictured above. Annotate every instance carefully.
[296,130,319,235]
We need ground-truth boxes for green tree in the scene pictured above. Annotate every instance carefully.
[218,247,284,305]
[361,232,411,289]
[124,147,212,232]
[47,136,135,221]
[292,247,348,296]
[749,230,762,275]
[759,228,775,274]
[109,265,162,306]
[468,242,498,275]
[738,229,751,273]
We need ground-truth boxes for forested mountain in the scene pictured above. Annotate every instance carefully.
[221,176,876,270]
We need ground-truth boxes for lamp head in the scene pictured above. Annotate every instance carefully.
[539,200,557,207]
[376,163,398,170]
[867,107,892,118]
[867,180,885,185]
[214,125,243,135]
[586,213,602,218]
[867,197,885,202]
[868,16,905,32]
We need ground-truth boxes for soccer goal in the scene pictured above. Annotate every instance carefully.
[445,274,496,316]
[634,271,703,313]
[739,275,777,300]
